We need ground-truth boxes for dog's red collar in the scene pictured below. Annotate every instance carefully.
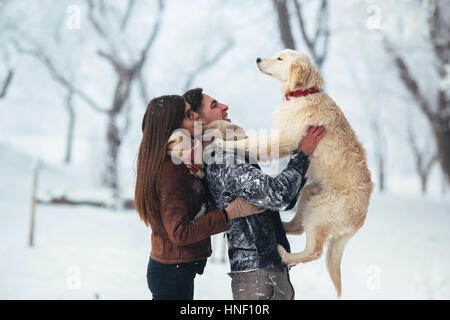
[285,86,321,100]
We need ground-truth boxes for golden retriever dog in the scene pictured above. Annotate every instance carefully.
[217,49,374,298]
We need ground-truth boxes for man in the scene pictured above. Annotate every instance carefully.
[183,88,325,300]
[183,88,231,124]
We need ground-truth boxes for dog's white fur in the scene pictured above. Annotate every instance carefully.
[220,49,374,298]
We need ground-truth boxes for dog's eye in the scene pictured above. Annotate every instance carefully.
[277,57,283,61]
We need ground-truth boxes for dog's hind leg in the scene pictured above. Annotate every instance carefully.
[283,182,321,235]
[278,223,329,266]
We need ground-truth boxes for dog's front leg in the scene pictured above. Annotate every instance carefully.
[283,181,322,235]
[218,133,295,162]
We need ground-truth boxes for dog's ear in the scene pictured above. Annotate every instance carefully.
[309,64,325,88]
[288,58,325,90]
[288,59,308,91]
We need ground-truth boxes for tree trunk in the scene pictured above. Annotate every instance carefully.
[442,173,448,195]
[15,0,166,206]
[383,33,450,188]
[273,0,296,49]
[427,0,450,185]
[432,117,450,185]
[102,70,133,201]
[420,172,428,194]
[0,70,14,99]
[104,115,121,200]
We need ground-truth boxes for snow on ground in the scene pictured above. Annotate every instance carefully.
[1,143,450,299]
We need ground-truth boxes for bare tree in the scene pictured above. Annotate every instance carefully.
[407,122,439,194]
[0,0,15,100]
[183,38,235,90]
[383,1,450,185]
[273,0,296,50]
[14,0,165,202]
[12,41,92,165]
[85,0,165,200]
[272,0,330,71]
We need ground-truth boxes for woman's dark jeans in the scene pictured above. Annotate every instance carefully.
[146,258,206,300]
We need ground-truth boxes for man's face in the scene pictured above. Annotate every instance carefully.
[198,94,230,125]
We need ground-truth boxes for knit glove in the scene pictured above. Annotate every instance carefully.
[225,197,266,220]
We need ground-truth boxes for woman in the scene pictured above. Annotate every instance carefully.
[135,95,261,300]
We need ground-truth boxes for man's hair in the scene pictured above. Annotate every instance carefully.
[183,88,203,115]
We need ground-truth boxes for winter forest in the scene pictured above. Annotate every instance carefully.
[1,0,449,299]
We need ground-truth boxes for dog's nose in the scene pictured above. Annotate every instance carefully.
[256,58,261,64]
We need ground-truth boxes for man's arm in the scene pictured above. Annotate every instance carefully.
[210,150,310,211]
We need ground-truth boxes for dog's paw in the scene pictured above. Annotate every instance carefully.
[277,245,288,260]
[277,245,299,267]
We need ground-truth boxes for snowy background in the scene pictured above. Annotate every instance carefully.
[1,0,449,299]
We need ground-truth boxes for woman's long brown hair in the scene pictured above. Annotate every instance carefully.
[135,95,186,226]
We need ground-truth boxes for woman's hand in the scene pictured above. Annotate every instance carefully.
[225,197,266,220]
[298,125,326,156]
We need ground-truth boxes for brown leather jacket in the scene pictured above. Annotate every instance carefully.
[149,156,228,264]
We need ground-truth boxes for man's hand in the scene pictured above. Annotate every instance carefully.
[298,125,326,156]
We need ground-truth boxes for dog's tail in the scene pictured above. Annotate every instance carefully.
[326,232,353,298]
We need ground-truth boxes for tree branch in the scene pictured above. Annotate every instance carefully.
[85,0,119,58]
[86,0,108,38]
[273,0,296,49]
[0,69,13,99]
[13,41,108,113]
[292,0,329,69]
[314,0,330,68]
[120,101,133,138]
[407,123,420,157]
[64,90,76,163]
[134,0,165,71]
[292,0,313,51]
[428,1,450,71]
[426,153,440,175]
[427,1,450,113]
[120,0,136,31]
[97,49,123,73]
[407,121,439,192]
[313,0,327,41]
[138,73,149,105]
[383,36,435,121]
[184,38,235,90]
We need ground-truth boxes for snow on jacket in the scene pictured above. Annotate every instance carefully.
[204,149,310,272]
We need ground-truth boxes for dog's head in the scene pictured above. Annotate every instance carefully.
[256,49,324,94]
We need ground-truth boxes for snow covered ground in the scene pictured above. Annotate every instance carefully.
[1,143,450,300]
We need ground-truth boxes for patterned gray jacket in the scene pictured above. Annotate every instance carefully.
[204,149,310,272]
